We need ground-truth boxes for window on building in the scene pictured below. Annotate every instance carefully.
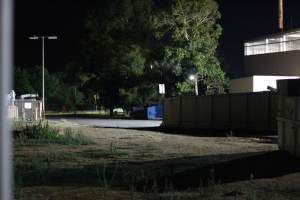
[244,31,300,56]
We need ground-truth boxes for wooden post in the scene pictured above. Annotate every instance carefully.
[279,0,284,31]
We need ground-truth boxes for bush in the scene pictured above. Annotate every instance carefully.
[14,122,94,145]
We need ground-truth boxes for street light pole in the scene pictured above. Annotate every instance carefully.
[42,36,45,115]
[194,76,198,96]
[29,35,57,118]
[189,74,198,96]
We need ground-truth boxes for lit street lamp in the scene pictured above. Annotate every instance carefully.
[189,74,198,96]
[29,35,58,118]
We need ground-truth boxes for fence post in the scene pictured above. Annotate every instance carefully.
[0,0,13,199]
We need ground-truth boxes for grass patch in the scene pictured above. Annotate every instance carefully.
[14,122,94,145]
[80,149,129,159]
[79,143,128,159]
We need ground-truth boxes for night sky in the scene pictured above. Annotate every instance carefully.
[14,0,300,77]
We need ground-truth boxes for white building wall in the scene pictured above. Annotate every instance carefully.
[253,76,299,92]
[230,76,299,93]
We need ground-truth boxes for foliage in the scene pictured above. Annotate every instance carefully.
[14,122,93,145]
[14,66,87,111]
[14,0,228,114]
[150,0,227,95]
[14,67,35,95]
[82,0,228,110]
[81,0,160,114]
[120,83,160,111]
[176,81,195,96]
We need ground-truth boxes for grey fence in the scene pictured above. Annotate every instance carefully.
[164,92,277,132]
[277,96,300,158]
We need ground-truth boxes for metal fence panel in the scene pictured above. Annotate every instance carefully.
[181,96,196,127]
[247,92,269,129]
[212,95,230,128]
[230,94,248,129]
[164,97,180,127]
[195,96,212,127]
[164,92,276,132]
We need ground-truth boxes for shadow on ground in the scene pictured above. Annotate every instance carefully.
[141,150,300,191]
[18,151,300,191]
[129,126,277,139]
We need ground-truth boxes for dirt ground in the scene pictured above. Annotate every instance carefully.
[15,119,300,200]
[49,119,278,160]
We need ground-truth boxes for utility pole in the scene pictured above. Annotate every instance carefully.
[194,77,199,96]
[189,74,199,96]
[279,0,284,31]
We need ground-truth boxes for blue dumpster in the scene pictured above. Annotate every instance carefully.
[147,104,163,120]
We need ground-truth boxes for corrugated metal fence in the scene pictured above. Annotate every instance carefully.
[164,92,277,132]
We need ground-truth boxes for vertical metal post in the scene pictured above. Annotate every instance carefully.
[42,36,45,118]
[195,77,199,96]
[29,35,57,118]
[0,0,13,199]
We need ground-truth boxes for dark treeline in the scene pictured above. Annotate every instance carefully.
[14,66,90,111]
[15,0,228,114]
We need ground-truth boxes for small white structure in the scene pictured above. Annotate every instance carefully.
[8,91,43,121]
[7,90,18,119]
[230,76,299,94]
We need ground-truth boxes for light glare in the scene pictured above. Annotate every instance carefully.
[189,75,195,81]
[47,36,58,40]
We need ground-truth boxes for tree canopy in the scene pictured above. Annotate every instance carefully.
[14,66,86,111]
[150,0,227,95]
[15,0,227,113]
[81,0,156,114]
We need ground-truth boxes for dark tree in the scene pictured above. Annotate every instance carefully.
[81,0,155,114]
[150,0,227,95]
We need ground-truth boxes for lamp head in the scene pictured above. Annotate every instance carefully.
[189,75,196,81]
[47,36,58,40]
[29,36,39,40]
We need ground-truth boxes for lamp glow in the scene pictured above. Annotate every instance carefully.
[189,75,196,81]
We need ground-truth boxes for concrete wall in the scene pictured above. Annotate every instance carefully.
[244,50,300,76]
[253,76,299,92]
[164,92,277,132]
[230,76,299,94]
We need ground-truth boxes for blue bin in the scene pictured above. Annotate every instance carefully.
[147,104,163,120]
